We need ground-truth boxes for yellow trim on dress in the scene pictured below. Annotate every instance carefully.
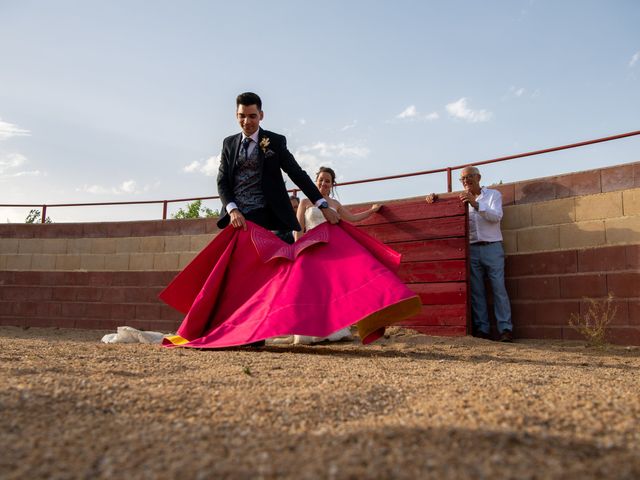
[164,335,190,346]
[356,295,422,343]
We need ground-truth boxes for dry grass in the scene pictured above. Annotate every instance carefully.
[569,293,618,348]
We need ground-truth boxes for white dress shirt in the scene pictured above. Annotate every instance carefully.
[468,187,504,243]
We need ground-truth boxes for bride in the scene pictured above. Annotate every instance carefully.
[293,166,382,344]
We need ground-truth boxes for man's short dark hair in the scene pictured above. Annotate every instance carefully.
[236,92,262,111]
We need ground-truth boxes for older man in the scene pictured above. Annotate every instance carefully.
[427,166,513,342]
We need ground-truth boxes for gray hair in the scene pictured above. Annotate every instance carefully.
[461,166,480,176]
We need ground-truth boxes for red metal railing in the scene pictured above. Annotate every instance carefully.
[2,130,639,223]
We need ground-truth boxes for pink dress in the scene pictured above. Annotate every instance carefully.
[160,219,421,348]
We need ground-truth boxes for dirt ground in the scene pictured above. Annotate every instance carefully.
[1,326,640,480]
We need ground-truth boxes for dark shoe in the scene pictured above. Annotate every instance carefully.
[473,330,491,340]
[499,330,513,343]
[246,340,265,347]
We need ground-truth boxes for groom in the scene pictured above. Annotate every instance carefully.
[217,92,339,241]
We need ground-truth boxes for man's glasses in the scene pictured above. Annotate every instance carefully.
[459,174,478,182]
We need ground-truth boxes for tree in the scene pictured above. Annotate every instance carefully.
[25,209,52,224]
[171,200,218,219]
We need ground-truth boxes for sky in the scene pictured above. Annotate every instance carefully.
[0,0,639,223]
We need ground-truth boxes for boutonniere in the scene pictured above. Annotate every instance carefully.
[260,137,275,157]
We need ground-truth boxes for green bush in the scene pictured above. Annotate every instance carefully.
[171,200,218,219]
[25,209,52,224]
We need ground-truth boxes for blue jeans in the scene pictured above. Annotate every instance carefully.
[469,242,512,334]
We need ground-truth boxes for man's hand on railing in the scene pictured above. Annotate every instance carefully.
[425,193,439,204]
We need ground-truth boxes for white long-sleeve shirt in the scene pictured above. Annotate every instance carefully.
[468,187,503,243]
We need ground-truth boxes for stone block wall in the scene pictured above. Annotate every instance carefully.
[497,161,640,344]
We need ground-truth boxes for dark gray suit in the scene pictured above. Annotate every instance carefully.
[216,128,322,231]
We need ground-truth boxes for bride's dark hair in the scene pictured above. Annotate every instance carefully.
[315,166,337,197]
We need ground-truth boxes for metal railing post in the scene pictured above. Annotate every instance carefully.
[162,201,168,220]
[41,205,47,224]
[446,168,452,192]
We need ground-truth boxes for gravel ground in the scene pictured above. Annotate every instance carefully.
[2,326,640,480]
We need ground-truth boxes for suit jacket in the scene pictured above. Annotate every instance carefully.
[216,128,322,231]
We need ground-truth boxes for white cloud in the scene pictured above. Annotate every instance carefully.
[293,151,334,179]
[299,118,307,125]
[446,98,493,123]
[0,153,42,179]
[120,180,137,193]
[394,105,439,122]
[183,155,220,177]
[77,179,146,195]
[341,120,357,131]
[292,141,370,180]
[396,105,418,119]
[502,86,529,101]
[10,170,41,177]
[0,118,30,141]
[297,142,369,159]
[630,51,640,67]
[0,153,26,172]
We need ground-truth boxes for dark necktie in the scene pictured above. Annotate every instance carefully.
[242,137,251,157]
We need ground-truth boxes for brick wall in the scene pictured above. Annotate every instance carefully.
[498,161,640,344]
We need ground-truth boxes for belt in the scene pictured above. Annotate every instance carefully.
[471,241,500,246]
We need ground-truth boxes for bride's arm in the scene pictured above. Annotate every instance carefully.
[336,202,382,222]
[294,198,312,241]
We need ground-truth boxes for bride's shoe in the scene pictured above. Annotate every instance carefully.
[326,327,354,342]
[293,334,324,345]
[293,327,353,345]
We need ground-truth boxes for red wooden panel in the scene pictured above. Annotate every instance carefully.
[408,282,466,305]
[359,216,465,244]
[399,260,466,283]
[394,237,466,262]
[400,304,467,326]
[355,197,465,226]
[401,325,467,336]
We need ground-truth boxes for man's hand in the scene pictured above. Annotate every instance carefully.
[425,193,438,204]
[321,207,340,224]
[459,192,479,209]
[371,204,382,213]
[229,209,247,230]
